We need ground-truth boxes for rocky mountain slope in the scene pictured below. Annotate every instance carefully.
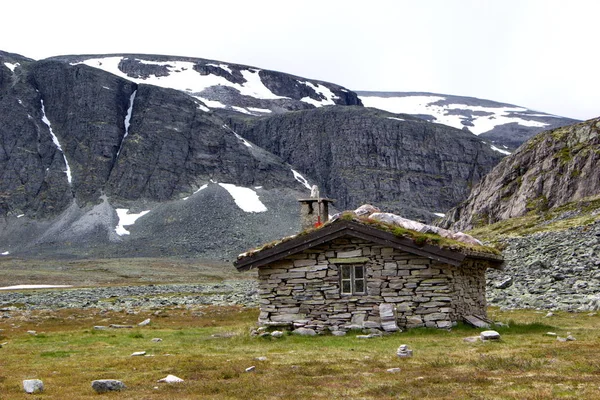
[358,91,578,150]
[441,117,600,231]
[4,49,570,261]
[225,106,504,221]
[0,50,315,260]
[48,53,362,115]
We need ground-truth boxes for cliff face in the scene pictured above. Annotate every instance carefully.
[226,106,504,221]
[441,118,600,231]
[48,54,363,115]
[0,57,305,219]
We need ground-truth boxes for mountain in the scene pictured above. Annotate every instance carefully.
[47,53,363,114]
[0,51,319,260]
[358,91,578,150]
[224,106,503,221]
[0,50,536,260]
[440,117,600,231]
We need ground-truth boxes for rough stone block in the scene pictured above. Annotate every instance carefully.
[337,249,363,258]
[293,259,317,267]
[23,379,44,394]
[91,380,125,393]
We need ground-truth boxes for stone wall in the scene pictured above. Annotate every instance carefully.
[257,238,489,332]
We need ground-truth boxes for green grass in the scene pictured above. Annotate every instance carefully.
[1,306,600,399]
[469,195,600,242]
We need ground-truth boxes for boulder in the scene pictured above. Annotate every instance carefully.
[23,379,44,394]
[480,330,501,341]
[91,379,125,393]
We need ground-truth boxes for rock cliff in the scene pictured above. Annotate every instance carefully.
[358,91,577,150]
[0,53,313,259]
[225,106,504,221]
[441,117,600,231]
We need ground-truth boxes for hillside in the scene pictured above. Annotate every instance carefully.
[225,106,503,221]
[3,49,578,261]
[47,53,362,114]
[441,117,600,231]
[358,91,578,150]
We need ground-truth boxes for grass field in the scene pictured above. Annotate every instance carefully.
[0,257,247,287]
[2,305,600,399]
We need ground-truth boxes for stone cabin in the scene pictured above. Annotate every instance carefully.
[234,199,503,333]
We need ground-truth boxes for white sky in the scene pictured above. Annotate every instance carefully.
[2,0,598,120]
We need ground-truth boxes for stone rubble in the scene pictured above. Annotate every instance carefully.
[487,221,600,311]
[0,281,258,312]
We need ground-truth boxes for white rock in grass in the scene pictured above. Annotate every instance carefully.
[245,366,256,372]
[138,318,151,326]
[27,330,37,335]
[91,379,125,393]
[158,375,184,383]
[480,330,501,340]
[292,328,316,336]
[271,331,284,338]
[23,379,44,393]
[386,368,401,373]
[255,356,267,361]
[151,338,163,342]
[131,351,146,356]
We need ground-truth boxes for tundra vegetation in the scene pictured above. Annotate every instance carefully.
[2,298,600,398]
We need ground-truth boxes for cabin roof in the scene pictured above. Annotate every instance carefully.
[234,217,503,272]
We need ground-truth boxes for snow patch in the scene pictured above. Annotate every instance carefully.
[387,117,405,122]
[247,107,272,113]
[182,184,208,201]
[196,102,210,112]
[74,57,287,105]
[231,106,252,115]
[3,62,19,72]
[0,284,74,290]
[194,96,227,109]
[300,81,338,106]
[115,208,151,236]
[206,63,233,74]
[360,95,550,135]
[218,183,267,212]
[117,90,137,157]
[433,212,446,217]
[291,169,311,190]
[17,214,24,218]
[223,124,252,148]
[41,100,72,184]
[1,251,9,256]
[490,145,512,155]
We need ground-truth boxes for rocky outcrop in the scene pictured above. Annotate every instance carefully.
[487,220,600,311]
[227,106,504,221]
[441,118,600,230]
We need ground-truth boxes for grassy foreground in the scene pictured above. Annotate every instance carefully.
[1,306,600,399]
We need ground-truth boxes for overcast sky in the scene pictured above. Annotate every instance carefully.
[2,0,598,120]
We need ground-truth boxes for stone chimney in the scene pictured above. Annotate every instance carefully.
[298,186,334,231]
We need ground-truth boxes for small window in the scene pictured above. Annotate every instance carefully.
[340,265,366,295]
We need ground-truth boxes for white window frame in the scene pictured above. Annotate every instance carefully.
[340,264,366,295]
